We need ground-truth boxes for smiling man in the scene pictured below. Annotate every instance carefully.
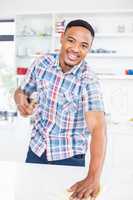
[14,19,107,200]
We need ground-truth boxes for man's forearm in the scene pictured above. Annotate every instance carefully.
[68,122,107,200]
[87,125,107,180]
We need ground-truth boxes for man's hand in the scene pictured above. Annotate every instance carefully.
[14,89,37,117]
[68,176,100,200]
[18,99,37,117]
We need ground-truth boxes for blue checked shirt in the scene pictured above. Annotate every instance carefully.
[20,53,104,161]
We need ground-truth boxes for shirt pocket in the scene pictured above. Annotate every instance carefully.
[62,91,82,114]
[37,79,49,91]
[36,79,52,111]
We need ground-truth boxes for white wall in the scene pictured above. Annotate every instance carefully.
[0,0,133,17]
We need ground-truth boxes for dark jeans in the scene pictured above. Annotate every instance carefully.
[25,147,85,167]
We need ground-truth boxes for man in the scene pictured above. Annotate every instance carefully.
[14,19,107,200]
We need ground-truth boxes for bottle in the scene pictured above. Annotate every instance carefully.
[16,66,28,87]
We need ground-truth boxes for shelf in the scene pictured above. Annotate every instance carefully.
[16,54,43,58]
[88,54,133,58]
[54,10,133,17]
[95,33,133,38]
[17,54,133,59]
[15,34,52,38]
[53,33,133,39]
[98,75,133,80]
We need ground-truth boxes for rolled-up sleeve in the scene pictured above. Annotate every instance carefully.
[83,73,104,112]
[20,59,38,95]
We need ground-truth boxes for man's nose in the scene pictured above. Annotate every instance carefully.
[71,43,80,52]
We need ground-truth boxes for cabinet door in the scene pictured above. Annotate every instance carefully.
[112,133,133,170]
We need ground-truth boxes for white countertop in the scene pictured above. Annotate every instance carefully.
[0,161,107,200]
[0,161,133,200]
[0,118,133,199]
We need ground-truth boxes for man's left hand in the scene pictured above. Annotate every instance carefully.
[68,176,100,200]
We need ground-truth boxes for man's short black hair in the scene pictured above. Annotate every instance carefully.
[65,19,95,37]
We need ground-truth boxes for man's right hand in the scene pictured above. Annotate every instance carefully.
[14,89,36,117]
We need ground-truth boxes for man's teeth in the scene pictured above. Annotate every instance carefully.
[68,54,77,60]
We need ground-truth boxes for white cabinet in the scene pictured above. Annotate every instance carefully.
[15,10,133,76]
[111,132,133,170]
[0,118,31,162]
[105,123,133,171]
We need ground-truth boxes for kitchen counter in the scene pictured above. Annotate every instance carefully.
[0,161,112,200]
[0,118,133,199]
[0,161,133,200]
[0,161,16,200]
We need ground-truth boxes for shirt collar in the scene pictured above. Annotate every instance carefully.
[55,54,84,76]
[65,61,83,75]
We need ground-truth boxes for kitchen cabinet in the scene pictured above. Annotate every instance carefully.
[111,130,133,170]
[15,10,133,77]
[0,117,31,162]
[102,123,133,171]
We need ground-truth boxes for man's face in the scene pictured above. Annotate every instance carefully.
[59,26,93,72]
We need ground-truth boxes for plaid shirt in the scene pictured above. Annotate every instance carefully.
[20,53,104,161]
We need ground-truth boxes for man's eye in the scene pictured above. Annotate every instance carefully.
[82,44,88,49]
[67,39,74,43]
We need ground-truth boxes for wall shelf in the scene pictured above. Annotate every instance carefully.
[16,54,44,58]
[88,54,133,58]
[95,33,133,38]
[98,75,133,80]
[15,34,52,37]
